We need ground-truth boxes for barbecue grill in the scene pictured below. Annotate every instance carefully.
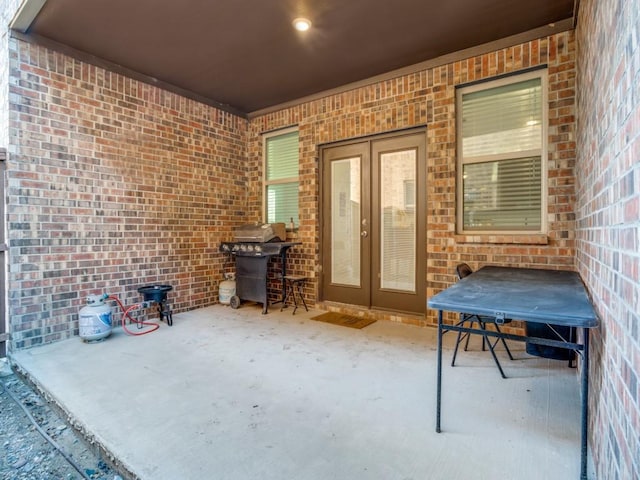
[219,223,298,314]
[233,222,286,243]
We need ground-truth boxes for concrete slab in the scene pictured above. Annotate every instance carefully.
[11,305,589,479]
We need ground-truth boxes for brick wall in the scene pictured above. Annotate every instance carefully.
[249,31,577,327]
[576,0,640,479]
[4,29,580,341]
[6,38,248,349]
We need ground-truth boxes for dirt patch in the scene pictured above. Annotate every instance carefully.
[1,364,122,480]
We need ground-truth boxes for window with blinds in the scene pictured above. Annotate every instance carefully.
[264,128,299,227]
[457,71,547,233]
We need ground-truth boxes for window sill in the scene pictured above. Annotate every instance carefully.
[454,233,549,245]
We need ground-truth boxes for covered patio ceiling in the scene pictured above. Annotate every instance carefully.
[11,0,579,117]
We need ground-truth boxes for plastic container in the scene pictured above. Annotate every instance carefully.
[219,273,236,305]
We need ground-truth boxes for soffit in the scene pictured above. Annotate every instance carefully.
[12,0,577,116]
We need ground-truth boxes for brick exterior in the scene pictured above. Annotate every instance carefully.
[576,1,640,479]
[6,38,247,349]
[249,31,578,328]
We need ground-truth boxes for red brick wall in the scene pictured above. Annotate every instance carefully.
[6,31,579,345]
[7,39,247,349]
[576,1,640,479]
[249,31,577,327]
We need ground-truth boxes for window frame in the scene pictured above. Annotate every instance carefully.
[262,126,300,228]
[456,69,549,235]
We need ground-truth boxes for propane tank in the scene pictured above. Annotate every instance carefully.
[79,294,113,342]
[219,273,236,305]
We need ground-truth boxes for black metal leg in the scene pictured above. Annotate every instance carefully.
[296,281,308,312]
[280,279,290,312]
[463,323,472,351]
[291,282,299,314]
[156,300,173,326]
[569,327,576,368]
[279,250,287,304]
[436,310,443,433]
[580,328,590,480]
[451,315,471,366]
[451,329,463,366]
[479,322,507,379]
[494,324,514,360]
[451,315,463,366]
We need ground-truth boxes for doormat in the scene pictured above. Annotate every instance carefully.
[310,312,376,329]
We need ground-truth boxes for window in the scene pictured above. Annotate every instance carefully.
[264,128,299,227]
[457,70,547,233]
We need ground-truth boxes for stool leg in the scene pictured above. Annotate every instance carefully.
[291,282,299,314]
[296,281,308,312]
[280,280,290,311]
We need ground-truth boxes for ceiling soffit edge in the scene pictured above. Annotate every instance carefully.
[9,29,248,119]
[8,0,576,120]
[9,0,46,32]
[248,18,574,119]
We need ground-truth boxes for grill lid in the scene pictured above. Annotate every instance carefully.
[234,223,286,243]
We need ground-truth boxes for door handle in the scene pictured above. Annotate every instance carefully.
[361,231,368,237]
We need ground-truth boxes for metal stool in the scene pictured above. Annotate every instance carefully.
[281,275,308,314]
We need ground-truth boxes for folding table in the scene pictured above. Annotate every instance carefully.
[428,266,599,480]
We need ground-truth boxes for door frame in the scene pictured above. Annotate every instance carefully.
[318,127,427,314]
[320,141,371,306]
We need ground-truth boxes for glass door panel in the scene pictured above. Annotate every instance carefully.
[321,142,370,307]
[331,157,361,286]
[380,150,416,292]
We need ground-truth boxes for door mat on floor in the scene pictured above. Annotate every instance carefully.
[310,312,376,329]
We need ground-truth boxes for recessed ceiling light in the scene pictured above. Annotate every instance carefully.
[293,17,312,32]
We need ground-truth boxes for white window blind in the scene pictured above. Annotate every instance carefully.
[380,150,416,292]
[264,129,299,226]
[462,78,542,157]
[463,157,541,229]
[458,73,545,232]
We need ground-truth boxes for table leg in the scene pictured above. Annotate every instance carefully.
[436,309,443,433]
[280,250,287,303]
[272,248,289,306]
[580,328,590,480]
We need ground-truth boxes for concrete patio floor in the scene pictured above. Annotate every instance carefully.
[10,305,592,480]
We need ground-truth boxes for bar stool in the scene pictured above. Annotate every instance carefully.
[281,275,308,314]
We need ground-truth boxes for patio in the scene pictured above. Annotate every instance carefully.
[11,305,589,480]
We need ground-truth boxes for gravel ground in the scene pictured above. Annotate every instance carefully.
[0,361,122,480]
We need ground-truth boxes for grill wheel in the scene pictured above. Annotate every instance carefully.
[230,295,241,309]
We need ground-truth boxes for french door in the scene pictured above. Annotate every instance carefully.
[321,130,426,314]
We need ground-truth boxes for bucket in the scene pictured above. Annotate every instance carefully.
[525,322,575,361]
[219,274,236,305]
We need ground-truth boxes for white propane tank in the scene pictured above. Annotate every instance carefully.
[219,273,236,305]
[79,294,113,342]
